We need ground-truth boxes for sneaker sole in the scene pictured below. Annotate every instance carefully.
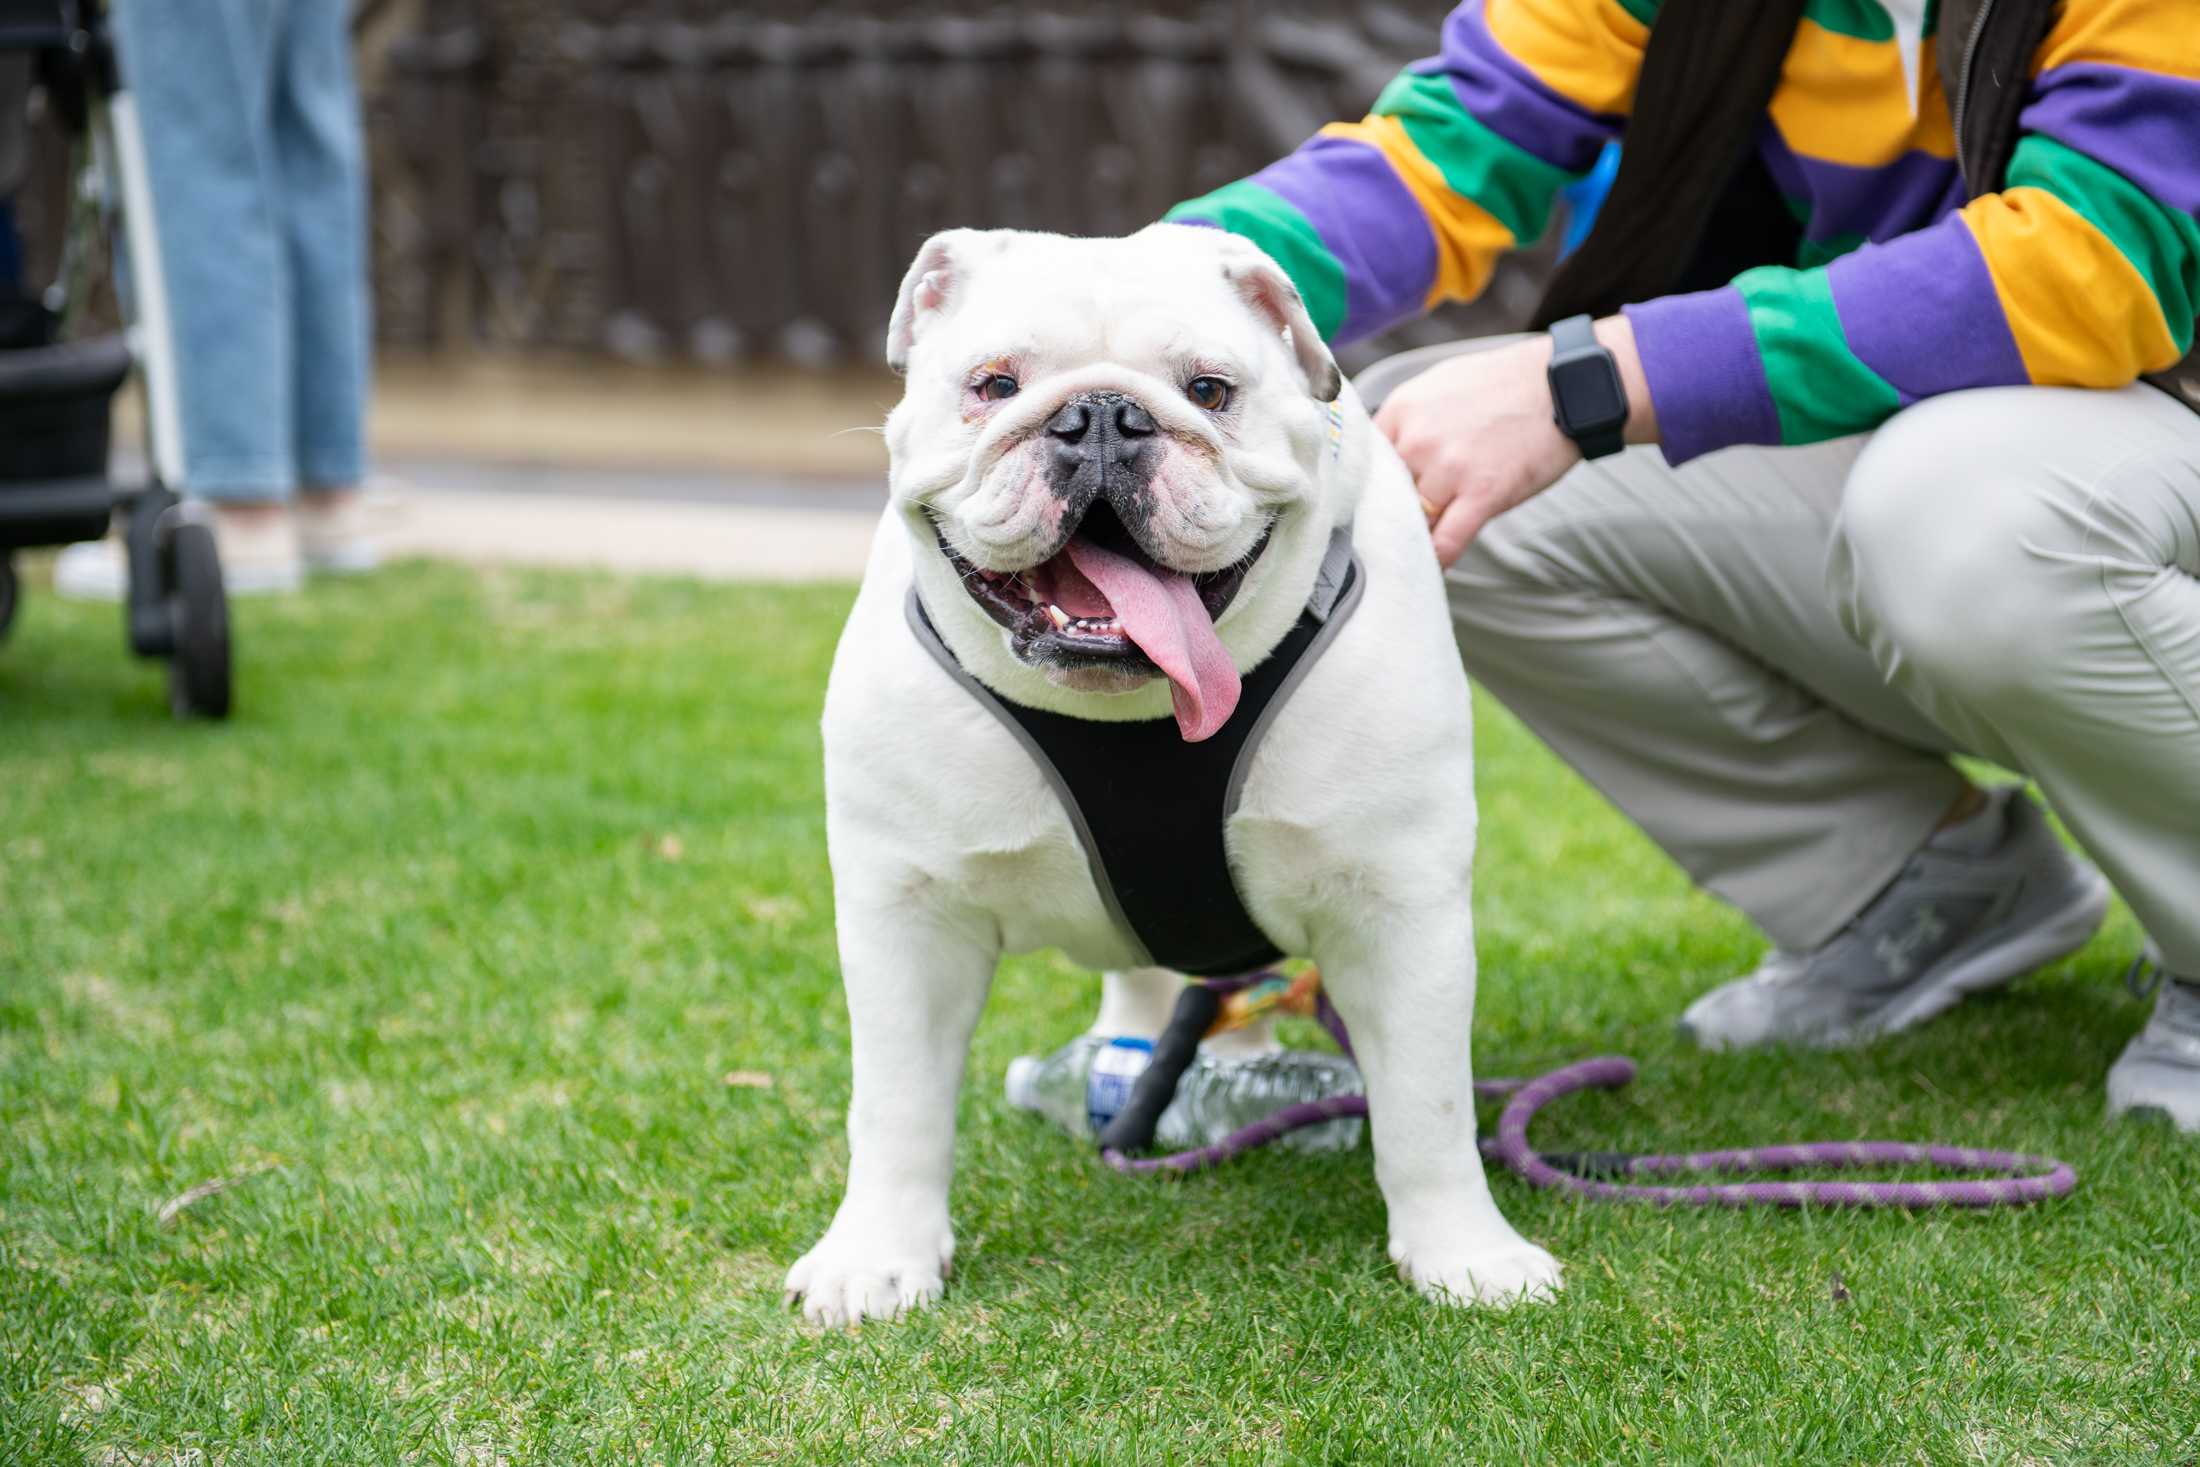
[303,544,382,575]
[52,577,125,603]
[224,563,307,596]
[2108,1096,2200,1134]
[52,551,126,603]
[1848,864,2113,1041]
[2108,1060,2200,1133]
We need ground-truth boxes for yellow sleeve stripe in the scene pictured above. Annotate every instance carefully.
[1484,0,1650,118]
[2035,0,2200,83]
[1316,118,1515,309]
[1768,21,1955,168]
[1960,186,2184,385]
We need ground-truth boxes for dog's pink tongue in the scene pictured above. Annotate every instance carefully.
[1063,538,1240,742]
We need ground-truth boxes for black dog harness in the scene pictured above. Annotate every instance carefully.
[906,528,1365,977]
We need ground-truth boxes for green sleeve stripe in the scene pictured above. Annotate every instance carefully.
[1802,0,1894,41]
[1163,180,1350,342]
[1611,3,1881,50]
[1620,3,1888,49]
[1373,71,1578,248]
[1736,264,1905,444]
[2005,135,2200,356]
[1796,230,1868,271]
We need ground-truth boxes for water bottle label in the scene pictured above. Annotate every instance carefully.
[1086,1037,1154,1134]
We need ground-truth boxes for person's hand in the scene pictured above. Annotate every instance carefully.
[1373,316,1656,568]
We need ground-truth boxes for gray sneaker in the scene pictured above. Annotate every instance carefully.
[2107,960,2200,1133]
[1678,787,2111,1051]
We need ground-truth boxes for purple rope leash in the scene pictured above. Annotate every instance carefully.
[1101,1055,2077,1208]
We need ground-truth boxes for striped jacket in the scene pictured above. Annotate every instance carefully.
[1166,0,2200,464]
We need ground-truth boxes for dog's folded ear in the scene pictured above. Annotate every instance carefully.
[1215,243,1343,404]
[887,228,1005,374]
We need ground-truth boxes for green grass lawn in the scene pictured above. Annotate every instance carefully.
[3,558,2195,1465]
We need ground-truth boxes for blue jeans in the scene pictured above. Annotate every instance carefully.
[110,0,370,502]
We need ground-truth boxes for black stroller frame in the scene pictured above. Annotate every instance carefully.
[0,0,230,718]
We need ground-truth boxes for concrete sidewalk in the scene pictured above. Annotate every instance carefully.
[377,459,885,582]
[113,356,901,581]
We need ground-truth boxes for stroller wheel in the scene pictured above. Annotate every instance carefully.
[0,556,15,643]
[164,519,231,719]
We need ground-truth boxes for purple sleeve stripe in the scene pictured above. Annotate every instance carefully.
[1249,135,1436,344]
[1826,216,2029,400]
[2022,62,2200,217]
[1623,288,1781,465]
[1427,1,1621,178]
[1757,119,1810,202]
[1759,130,1966,245]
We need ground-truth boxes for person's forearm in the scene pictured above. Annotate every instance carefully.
[1592,314,1659,446]
[1377,314,1662,565]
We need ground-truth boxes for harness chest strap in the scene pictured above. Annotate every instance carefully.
[906,525,1365,978]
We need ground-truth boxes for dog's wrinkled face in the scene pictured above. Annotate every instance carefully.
[883,225,1343,741]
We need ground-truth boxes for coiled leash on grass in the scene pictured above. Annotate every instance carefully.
[1096,972,2076,1208]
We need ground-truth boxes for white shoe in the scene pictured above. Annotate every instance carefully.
[297,489,383,574]
[206,506,305,594]
[53,536,129,602]
[51,505,304,602]
[2108,944,2200,1133]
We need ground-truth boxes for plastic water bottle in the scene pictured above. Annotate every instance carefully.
[1004,1037,1364,1153]
[1167,1049,1364,1153]
[1002,1034,1134,1138]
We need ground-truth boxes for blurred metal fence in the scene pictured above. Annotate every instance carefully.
[365,0,1556,370]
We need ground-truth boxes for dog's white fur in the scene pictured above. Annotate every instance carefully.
[786,225,1561,1324]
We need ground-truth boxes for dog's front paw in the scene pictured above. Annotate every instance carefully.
[1391,1229,1564,1308]
[783,1217,956,1327]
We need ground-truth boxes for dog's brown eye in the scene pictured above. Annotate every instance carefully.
[976,374,1019,402]
[1186,376,1231,411]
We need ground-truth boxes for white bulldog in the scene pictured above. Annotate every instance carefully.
[786,224,1561,1325]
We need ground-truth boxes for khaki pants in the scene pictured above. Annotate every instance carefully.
[1363,345,2200,973]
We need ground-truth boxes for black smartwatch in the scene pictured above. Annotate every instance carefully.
[1546,313,1628,460]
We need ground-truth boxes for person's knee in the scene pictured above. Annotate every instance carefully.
[1833,396,2113,706]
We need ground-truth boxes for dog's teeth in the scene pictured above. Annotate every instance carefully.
[1046,604,1070,630]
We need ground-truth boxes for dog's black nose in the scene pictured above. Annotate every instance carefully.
[1044,392,1162,513]
[1046,393,1155,463]
[1046,401,1092,443]
[1047,394,1154,443]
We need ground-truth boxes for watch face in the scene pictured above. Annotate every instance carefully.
[1554,356,1627,432]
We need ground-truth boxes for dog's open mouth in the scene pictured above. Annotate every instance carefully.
[937,500,1270,742]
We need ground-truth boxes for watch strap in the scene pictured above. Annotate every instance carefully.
[1573,420,1625,460]
[1550,312,1599,358]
